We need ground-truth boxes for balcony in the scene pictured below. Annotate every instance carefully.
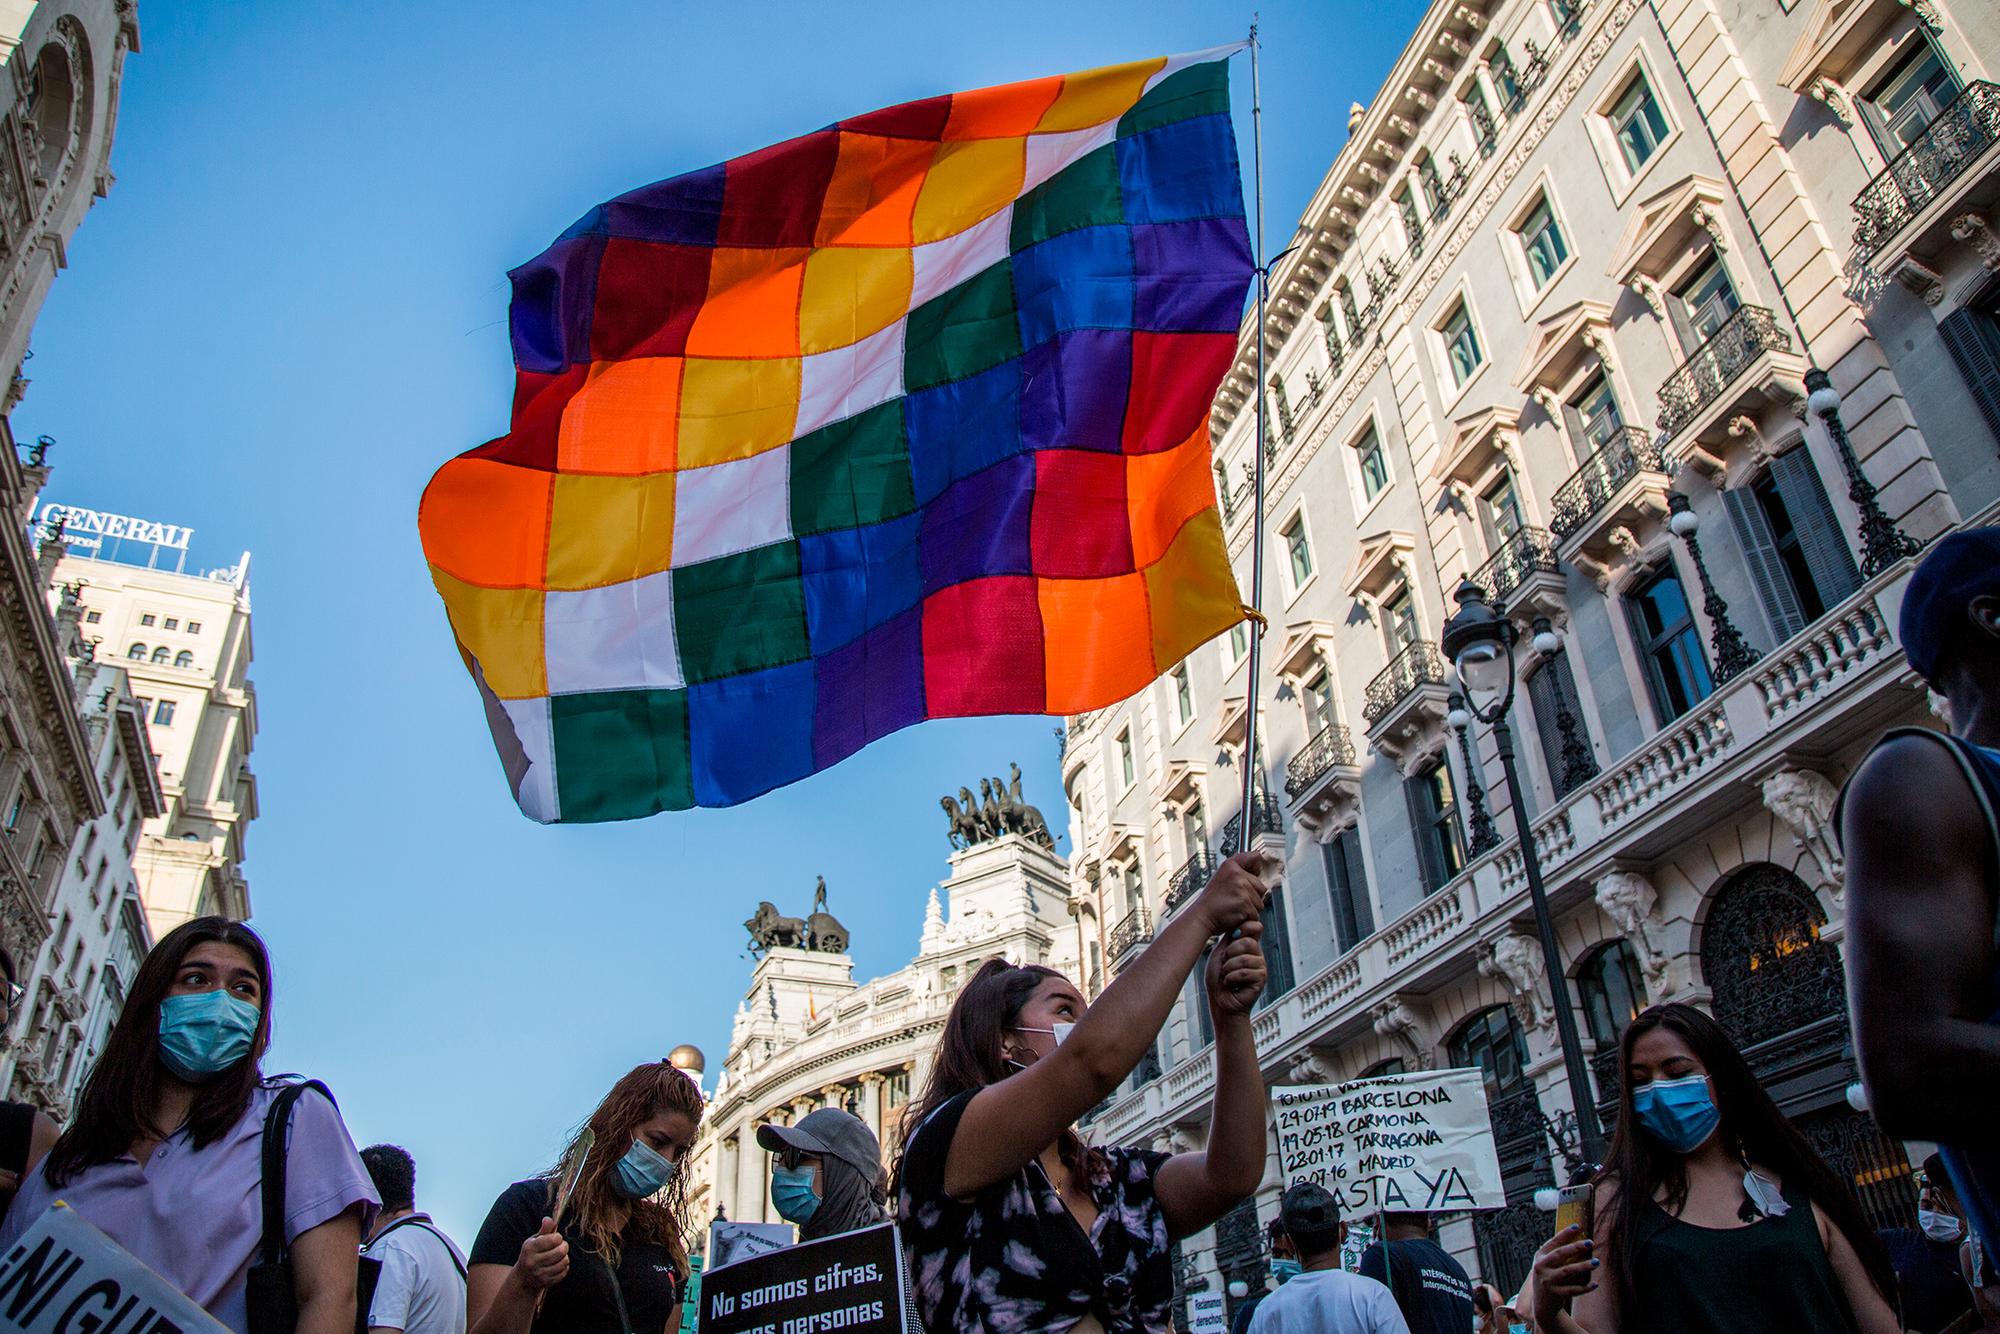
[1363,642,1449,727]
[1470,527,1561,610]
[1850,82,2000,294]
[1219,792,1284,857]
[1654,305,1806,449]
[1548,427,1672,554]
[1164,848,1216,918]
[1107,906,1153,964]
[1286,722,1362,836]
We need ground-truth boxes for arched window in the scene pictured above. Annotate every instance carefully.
[126,643,145,660]
[1360,1057,1407,1079]
[150,646,170,664]
[173,651,193,668]
[1701,863,1844,1050]
[1578,940,1648,1049]
[1447,1004,1531,1099]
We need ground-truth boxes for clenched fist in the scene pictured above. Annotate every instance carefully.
[1193,851,1278,938]
[514,1216,570,1292]
[1206,934,1267,1017]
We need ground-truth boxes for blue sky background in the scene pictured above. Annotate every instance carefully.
[21,0,1426,1239]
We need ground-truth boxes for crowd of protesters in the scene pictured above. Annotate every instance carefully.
[0,529,1990,1334]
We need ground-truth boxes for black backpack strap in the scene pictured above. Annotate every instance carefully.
[363,1216,470,1282]
[258,1079,334,1266]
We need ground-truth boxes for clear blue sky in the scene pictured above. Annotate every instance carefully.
[21,0,1426,1240]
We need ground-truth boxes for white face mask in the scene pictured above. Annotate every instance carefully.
[1920,1208,1964,1244]
[1007,1022,1075,1068]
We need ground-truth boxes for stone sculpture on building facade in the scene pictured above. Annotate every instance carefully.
[940,761,1055,849]
[743,880,851,956]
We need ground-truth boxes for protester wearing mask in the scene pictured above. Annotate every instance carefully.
[758,1108,886,1240]
[1472,1285,1527,1334]
[1230,1221,1299,1334]
[894,851,1275,1333]
[468,1061,702,1334]
[1245,1182,1408,1334]
[0,944,58,1216]
[1878,1155,1979,1334]
[0,917,378,1332]
[1530,1002,1898,1334]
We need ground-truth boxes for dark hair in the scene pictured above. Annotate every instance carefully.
[1265,1219,1288,1243]
[46,917,273,1185]
[362,1144,417,1211]
[1474,1286,1495,1315]
[1599,1004,1893,1314]
[893,959,1091,1196]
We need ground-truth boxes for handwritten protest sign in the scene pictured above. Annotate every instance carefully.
[0,1202,227,1332]
[1188,1291,1228,1334]
[1274,1068,1505,1215]
[709,1221,795,1272]
[699,1221,906,1334]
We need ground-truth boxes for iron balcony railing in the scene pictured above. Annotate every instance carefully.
[1219,792,1285,856]
[1363,642,1450,725]
[1285,722,1358,798]
[1852,81,2000,264]
[1164,848,1216,917]
[1107,905,1153,962]
[1549,426,1669,542]
[1655,305,1793,440]
[1471,526,1560,605]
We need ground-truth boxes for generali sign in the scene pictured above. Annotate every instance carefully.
[37,503,193,552]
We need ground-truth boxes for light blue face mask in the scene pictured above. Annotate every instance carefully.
[613,1137,679,1198]
[1270,1258,1302,1284]
[772,1163,821,1224]
[1631,1073,1721,1154]
[157,989,260,1082]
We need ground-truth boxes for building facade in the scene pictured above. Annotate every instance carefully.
[52,527,256,934]
[1062,0,2000,1315]
[687,826,1080,1234]
[0,578,157,1113]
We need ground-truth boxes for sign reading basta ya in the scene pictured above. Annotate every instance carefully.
[1275,1068,1506,1215]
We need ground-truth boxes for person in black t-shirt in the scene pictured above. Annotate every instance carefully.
[1356,1213,1474,1334]
[0,943,59,1217]
[468,1061,703,1334]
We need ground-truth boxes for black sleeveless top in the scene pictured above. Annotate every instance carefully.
[1628,1178,1857,1334]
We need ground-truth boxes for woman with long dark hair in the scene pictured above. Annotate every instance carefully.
[1530,1002,1899,1334]
[467,1061,703,1334]
[894,851,1275,1333]
[0,917,378,1332]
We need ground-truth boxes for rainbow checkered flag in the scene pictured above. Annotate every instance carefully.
[420,48,1253,822]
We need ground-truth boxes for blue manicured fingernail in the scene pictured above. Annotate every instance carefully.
[1590,1258,1600,1267]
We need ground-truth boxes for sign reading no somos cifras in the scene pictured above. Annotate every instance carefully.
[1276,1068,1506,1215]
[698,1221,906,1334]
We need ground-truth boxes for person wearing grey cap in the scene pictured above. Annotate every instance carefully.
[1841,525,2000,1268]
[758,1107,887,1241]
[1245,1182,1407,1334]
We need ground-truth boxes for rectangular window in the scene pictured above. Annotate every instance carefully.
[1323,824,1374,954]
[1406,757,1467,893]
[1382,589,1420,658]
[1527,651,1594,797]
[1520,196,1569,290]
[1862,41,1961,156]
[1258,889,1297,1004]
[1480,474,1525,551]
[1725,447,1861,638]
[1227,622,1249,666]
[1304,671,1335,736]
[1491,46,1522,110]
[1355,425,1389,501]
[163,618,178,631]
[84,610,100,624]
[1117,729,1135,790]
[1443,301,1484,387]
[138,614,155,628]
[1569,372,1626,451]
[154,700,175,727]
[1465,82,1498,153]
[1419,157,1447,216]
[1172,664,1193,726]
[1938,302,2000,445]
[1610,72,1670,173]
[1627,567,1715,722]
[1397,187,1425,251]
[1182,801,1206,860]
[1282,515,1314,588]
[186,622,201,634]
[1675,255,1740,347]
[1122,863,1143,916]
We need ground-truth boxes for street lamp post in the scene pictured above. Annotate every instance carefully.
[1441,580,1607,1165]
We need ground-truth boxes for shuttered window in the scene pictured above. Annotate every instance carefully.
[1939,305,2000,446]
[1260,888,1297,1003]
[1405,756,1466,893]
[1725,446,1861,642]
[1323,824,1374,953]
[1527,651,1595,796]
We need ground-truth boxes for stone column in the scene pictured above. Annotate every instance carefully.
[736,1122,765,1225]
[859,1073,885,1145]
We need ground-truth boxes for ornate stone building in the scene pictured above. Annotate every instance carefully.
[686,805,1079,1233]
[1062,0,2000,1316]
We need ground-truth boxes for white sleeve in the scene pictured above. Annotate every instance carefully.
[1366,1283,1413,1334]
[367,1243,416,1330]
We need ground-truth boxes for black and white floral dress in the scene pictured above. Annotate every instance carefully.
[897,1089,1175,1333]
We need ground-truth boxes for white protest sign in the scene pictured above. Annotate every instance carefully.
[1274,1068,1506,1215]
[1188,1290,1228,1334]
[707,1221,795,1273]
[0,1202,227,1332]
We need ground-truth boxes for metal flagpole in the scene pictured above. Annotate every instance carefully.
[1236,16,1270,852]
